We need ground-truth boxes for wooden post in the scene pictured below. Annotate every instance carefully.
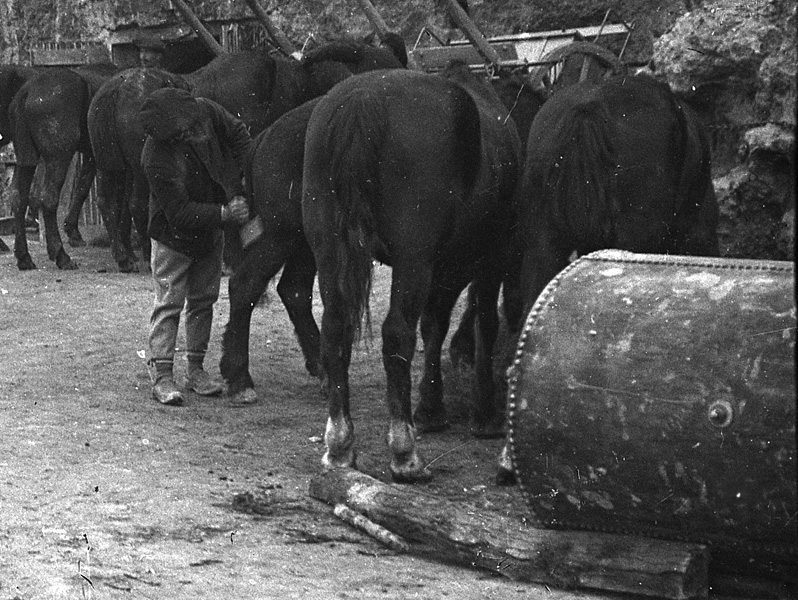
[169,0,225,57]
[443,0,502,68]
[309,468,709,600]
[240,0,299,57]
[355,0,392,38]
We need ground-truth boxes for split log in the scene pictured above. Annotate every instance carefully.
[240,0,299,57]
[309,468,709,600]
[169,0,225,57]
[333,503,410,552]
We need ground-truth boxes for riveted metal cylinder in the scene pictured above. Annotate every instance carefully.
[507,250,796,573]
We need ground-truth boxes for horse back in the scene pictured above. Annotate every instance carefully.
[187,51,303,137]
[89,68,190,171]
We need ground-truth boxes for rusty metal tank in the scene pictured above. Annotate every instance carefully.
[506,250,796,576]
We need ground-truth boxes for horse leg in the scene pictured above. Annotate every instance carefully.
[413,281,465,432]
[10,164,37,270]
[220,234,287,401]
[95,169,135,273]
[119,195,135,266]
[36,158,76,269]
[317,267,358,471]
[382,265,434,482]
[276,242,321,378]
[496,229,572,484]
[448,283,477,369]
[470,273,504,438]
[130,171,151,271]
[63,153,96,247]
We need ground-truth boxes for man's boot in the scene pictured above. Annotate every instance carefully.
[186,353,225,396]
[150,359,184,405]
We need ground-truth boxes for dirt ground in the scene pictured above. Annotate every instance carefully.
[1,224,620,600]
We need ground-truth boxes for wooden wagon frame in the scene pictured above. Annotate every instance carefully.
[408,9,632,76]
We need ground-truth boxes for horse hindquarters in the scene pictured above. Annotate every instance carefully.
[303,90,380,476]
[304,81,434,482]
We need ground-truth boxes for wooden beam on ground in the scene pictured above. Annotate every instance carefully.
[443,0,502,68]
[355,0,392,38]
[309,468,709,600]
[240,0,299,57]
[169,0,225,57]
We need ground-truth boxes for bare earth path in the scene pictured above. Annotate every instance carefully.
[1,228,595,600]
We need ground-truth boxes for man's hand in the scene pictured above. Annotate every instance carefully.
[222,196,250,225]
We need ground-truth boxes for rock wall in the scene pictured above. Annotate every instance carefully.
[653,0,795,259]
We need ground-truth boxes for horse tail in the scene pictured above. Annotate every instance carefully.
[88,83,125,171]
[670,90,720,255]
[323,89,386,338]
[8,87,38,165]
[544,99,617,246]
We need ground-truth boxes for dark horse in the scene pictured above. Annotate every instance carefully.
[496,74,719,483]
[2,63,118,270]
[89,43,403,273]
[302,63,524,482]
[219,41,409,404]
[88,67,191,272]
[513,74,719,320]
[220,98,323,404]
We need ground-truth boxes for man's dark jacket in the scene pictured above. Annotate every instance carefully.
[141,96,253,259]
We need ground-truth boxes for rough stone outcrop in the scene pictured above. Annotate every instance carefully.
[652,0,795,260]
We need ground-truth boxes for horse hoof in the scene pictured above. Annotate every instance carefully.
[322,448,357,471]
[17,254,37,270]
[391,465,433,484]
[412,406,449,433]
[495,466,517,486]
[119,260,139,274]
[55,248,78,270]
[305,360,323,379]
[229,388,258,406]
[65,229,86,247]
[470,418,506,440]
[57,258,78,270]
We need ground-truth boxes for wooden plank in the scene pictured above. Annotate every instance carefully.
[309,468,709,600]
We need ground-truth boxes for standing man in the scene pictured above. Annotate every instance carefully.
[140,87,253,405]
